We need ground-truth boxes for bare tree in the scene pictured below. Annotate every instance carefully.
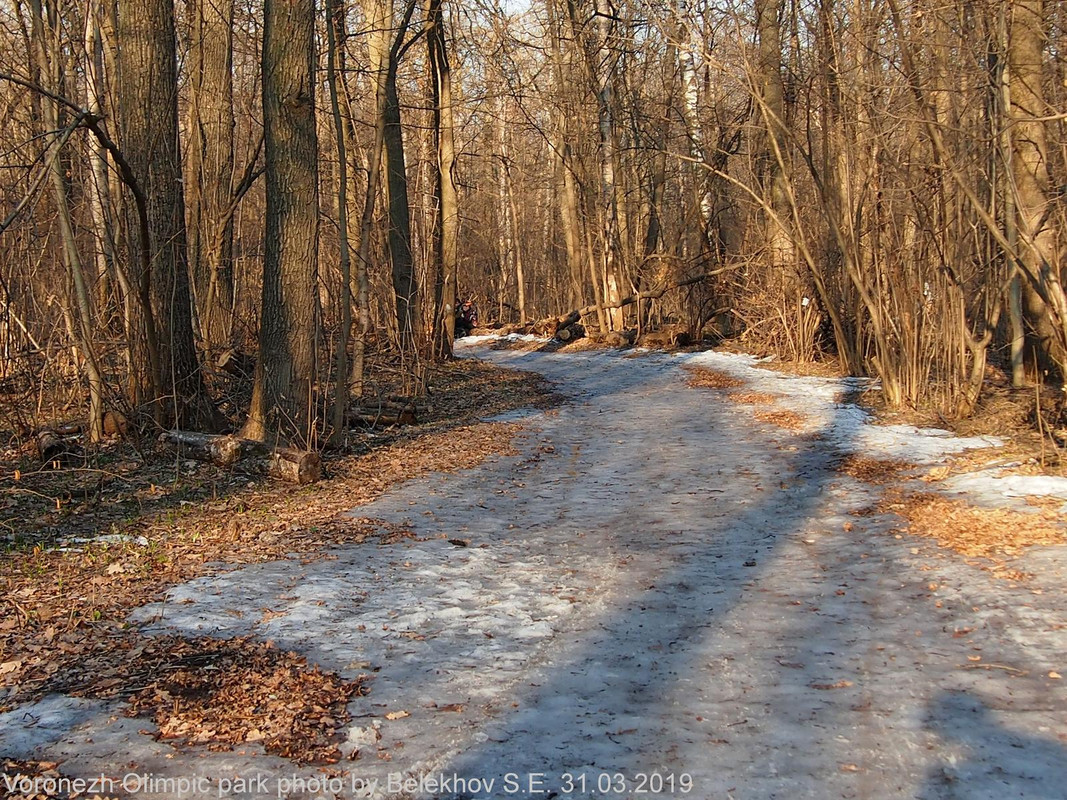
[242,0,320,445]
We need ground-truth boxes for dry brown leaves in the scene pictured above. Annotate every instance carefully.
[11,633,362,766]
[752,359,845,378]
[753,409,809,432]
[879,489,1067,564]
[835,455,917,485]
[124,636,362,764]
[684,366,743,390]
[726,391,779,406]
[1,360,559,701]
[2,759,118,800]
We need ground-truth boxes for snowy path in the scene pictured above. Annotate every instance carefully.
[4,341,1067,799]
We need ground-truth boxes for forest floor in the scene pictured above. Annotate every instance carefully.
[2,337,1067,799]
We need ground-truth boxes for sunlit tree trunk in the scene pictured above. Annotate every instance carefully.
[243,0,319,445]
[186,0,235,349]
[116,0,218,428]
[428,0,459,358]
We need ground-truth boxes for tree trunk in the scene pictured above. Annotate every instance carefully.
[116,0,219,429]
[428,0,459,359]
[756,0,796,277]
[592,0,623,330]
[186,0,236,349]
[242,0,320,446]
[327,0,353,444]
[1009,0,1064,377]
[382,1,419,358]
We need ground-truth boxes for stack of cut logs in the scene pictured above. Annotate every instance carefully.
[349,395,430,428]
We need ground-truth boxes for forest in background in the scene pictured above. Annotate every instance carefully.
[0,0,1065,450]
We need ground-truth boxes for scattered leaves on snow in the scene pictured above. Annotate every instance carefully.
[834,455,918,485]
[12,633,364,766]
[1,360,558,704]
[725,391,780,406]
[752,409,809,432]
[879,489,1067,566]
[683,366,743,390]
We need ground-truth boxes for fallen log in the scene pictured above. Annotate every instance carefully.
[349,399,423,428]
[37,429,82,464]
[160,430,321,484]
[350,410,416,427]
[555,323,585,342]
[540,270,730,337]
[588,329,636,347]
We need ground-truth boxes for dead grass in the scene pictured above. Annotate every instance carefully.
[727,391,779,406]
[684,366,743,389]
[753,409,809,432]
[879,489,1067,566]
[835,455,918,485]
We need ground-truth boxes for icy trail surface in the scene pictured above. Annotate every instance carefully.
[4,341,1067,799]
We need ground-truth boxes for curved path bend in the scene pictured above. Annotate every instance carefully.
[3,342,1066,799]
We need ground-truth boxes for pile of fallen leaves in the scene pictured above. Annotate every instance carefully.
[753,409,809,432]
[834,455,917,484]
[684,366,743,390]
[879,489,1067,564]
[10,633,362,766]
[123,636,362,764]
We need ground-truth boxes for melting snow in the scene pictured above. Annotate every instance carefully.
[2,339,1065,799]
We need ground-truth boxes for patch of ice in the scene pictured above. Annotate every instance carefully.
[0,696,108,756]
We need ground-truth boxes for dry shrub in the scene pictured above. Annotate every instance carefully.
[879,489,1067,561]
[835,455,917,484]
[727,391,779,405]
[753,409,808,432]
[684,366,743,389]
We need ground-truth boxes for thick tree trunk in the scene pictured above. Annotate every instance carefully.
[593,0,623,330]
[1010,0,1064,377]
[186,0,236,349]
[242,0,320,446]
[382,2,419,358]
[116,0,218,429]
[327,0,353,444]
[756,0,796,275]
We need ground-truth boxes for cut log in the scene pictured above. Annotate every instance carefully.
[350,410,416,427]
[37,430,82,463]
[556,323,585,342]
[159,430,322,484]
[528,269,731,339]
[265,447,322,484]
